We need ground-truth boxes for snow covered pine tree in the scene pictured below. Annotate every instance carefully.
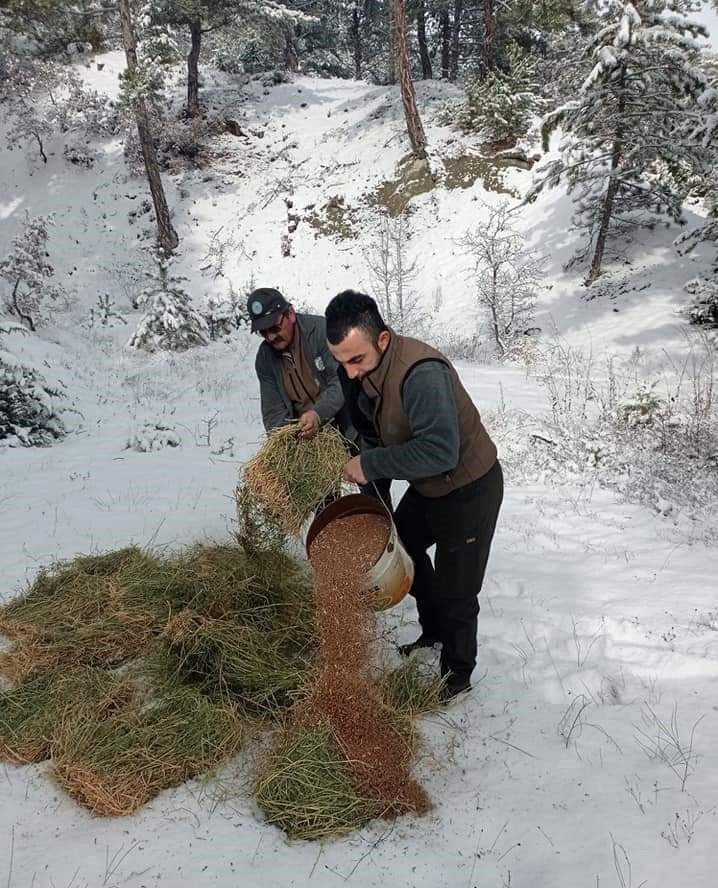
[0,214,65,331]
[128,250,209,351]
[531,1,707,284]
[0,353,66,447]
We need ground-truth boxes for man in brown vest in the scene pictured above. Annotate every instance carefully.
[249,287,392,507]
[249,287,347,439]
[325,290,503,703]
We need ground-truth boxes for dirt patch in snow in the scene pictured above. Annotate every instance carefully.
[305,196,361,240]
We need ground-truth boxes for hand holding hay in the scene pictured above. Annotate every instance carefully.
[239,423,348,535]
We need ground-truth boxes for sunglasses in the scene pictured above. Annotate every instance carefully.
[259,310,289,337]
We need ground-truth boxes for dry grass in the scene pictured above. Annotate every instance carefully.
[378,658,443,717]
[0,541,318,817]
[1,536,439,833]
[253,721,377,840]
[52,684,243,816]
[159,610,315,713]
[0,543,316,679]
[0,668,130,765]
[240,423,348,535]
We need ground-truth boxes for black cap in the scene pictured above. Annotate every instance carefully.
[247,288,290,332]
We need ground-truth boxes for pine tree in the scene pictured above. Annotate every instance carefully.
[150,1,239,117]
[679,67,718,325]
[119,0,179,254]
[0,0,109,53]
[0,214,65,332]
[0,357,67,447]
[393,0,427,158]
[531,1,708,284]
[459,43,543,143]
[128,251,210,352]
[0,320,67,447]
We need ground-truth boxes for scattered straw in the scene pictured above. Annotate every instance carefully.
[53,685,243,816]
[159,610,315,712]
[378,658,443,717]
[0,668,129,765]
[253,722,376,840]
[240,423,348,535]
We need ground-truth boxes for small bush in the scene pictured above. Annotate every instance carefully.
[63,142,95,168]
[500,338,718,530]
[127,421,181,452]
[685,276,718,327]
[458,46,542,144]
[0,358,66,447]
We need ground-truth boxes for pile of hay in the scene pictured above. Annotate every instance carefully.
[0,667,130,765]
[253,723,377,840]
[253,659,441,839]
[1,532,441,834]
[253,508,440,839]
[0,544,315,685]
[159,610,314,711]
[0,547,159,677]
[378,657,442,718]
[52,684,243,816]
[239,423,348,535]
[0,541,318,815]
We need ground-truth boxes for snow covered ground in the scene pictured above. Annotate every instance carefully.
[2,44,717,888]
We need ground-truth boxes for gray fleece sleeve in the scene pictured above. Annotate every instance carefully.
[359,361,460,482]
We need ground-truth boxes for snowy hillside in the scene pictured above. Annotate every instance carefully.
[2,38,718,888]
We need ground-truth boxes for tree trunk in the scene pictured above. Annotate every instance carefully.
[119,0,178,255]
[350,5,362,79]
[440,9,450,79]
[11,278,35,332]
[285,32,299,72]
[587,66,626,285]
[417,0,432,80]
[32,130,47,164]
[449,0,463,82]
[186,17,202,118]
[392,0,427,160]
[387,2,396,84]
[482,0,497,72]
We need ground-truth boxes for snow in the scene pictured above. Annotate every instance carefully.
[2,47,718,888]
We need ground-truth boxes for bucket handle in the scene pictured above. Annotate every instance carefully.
[365,479,394,523]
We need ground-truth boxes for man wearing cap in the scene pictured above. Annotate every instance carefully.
[324,290,503,703]
[248,287,349,440]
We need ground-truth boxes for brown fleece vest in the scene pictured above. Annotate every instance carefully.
[280,322,321,416]
[361,333,497,497]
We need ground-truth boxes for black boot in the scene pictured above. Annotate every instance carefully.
[438,674,472,704]
[398,634,440,657]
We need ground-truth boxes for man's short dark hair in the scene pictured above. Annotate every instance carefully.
[325,290,388,345]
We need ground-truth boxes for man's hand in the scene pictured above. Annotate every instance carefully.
[297,409,321,439]
[343,455,367,486]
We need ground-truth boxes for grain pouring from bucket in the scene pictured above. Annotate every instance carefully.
[239,423,413,611]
